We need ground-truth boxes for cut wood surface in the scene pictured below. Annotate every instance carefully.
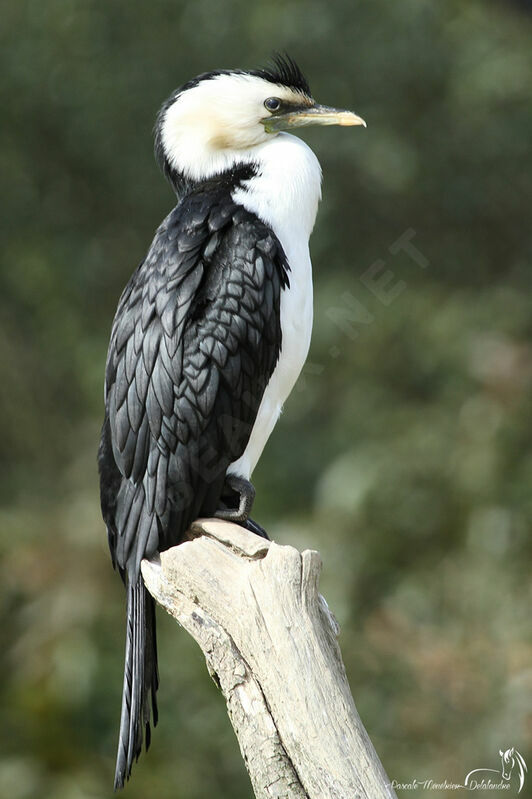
[141,519,397,799]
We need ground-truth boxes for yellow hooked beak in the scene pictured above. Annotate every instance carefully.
[262,104,366,133]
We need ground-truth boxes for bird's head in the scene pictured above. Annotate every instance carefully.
[154,55,365,194]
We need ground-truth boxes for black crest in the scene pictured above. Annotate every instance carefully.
[253,53,311,96]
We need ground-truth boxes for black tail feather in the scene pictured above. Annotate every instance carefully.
[114,577,159,790]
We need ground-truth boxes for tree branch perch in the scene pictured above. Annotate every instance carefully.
[141,519,396,799]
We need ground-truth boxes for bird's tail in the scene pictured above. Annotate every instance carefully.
[114,576,159,790]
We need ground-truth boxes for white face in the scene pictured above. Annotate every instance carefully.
[161,73,310,180]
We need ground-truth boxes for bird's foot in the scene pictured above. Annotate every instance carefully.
[215,475,256,523]
[215,476,269,539]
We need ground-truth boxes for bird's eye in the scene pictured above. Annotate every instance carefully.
[264,97,281,112]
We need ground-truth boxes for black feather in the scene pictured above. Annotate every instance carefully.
[98,165,289,788]
[114,578,158,790]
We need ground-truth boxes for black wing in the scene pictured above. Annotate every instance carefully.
[99,181,289,580]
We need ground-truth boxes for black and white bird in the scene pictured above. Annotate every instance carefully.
[98,55,365,789]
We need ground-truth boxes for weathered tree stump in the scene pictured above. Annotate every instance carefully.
[141,518,396,799]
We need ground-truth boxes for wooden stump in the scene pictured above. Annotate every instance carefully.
[141,519,396,799]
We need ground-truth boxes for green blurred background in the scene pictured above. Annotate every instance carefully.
[1,1,531,797]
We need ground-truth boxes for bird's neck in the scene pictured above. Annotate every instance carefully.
[166,134,323,249]
[233,134,323,249]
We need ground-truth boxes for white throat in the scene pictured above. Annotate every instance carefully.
[232,133,322,244]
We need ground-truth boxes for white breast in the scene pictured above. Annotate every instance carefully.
[228,134,322,479]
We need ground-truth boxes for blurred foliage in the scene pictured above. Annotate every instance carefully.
[1,1,532,797]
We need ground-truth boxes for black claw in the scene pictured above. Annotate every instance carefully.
[240,517,270,540]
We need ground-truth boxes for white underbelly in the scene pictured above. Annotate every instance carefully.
[228,249,313,480]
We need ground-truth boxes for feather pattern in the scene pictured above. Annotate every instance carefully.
[98,165,288,787]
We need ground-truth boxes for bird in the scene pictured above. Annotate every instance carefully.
[98,53,365,789]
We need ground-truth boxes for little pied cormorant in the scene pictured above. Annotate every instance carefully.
[98,54,365,789]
